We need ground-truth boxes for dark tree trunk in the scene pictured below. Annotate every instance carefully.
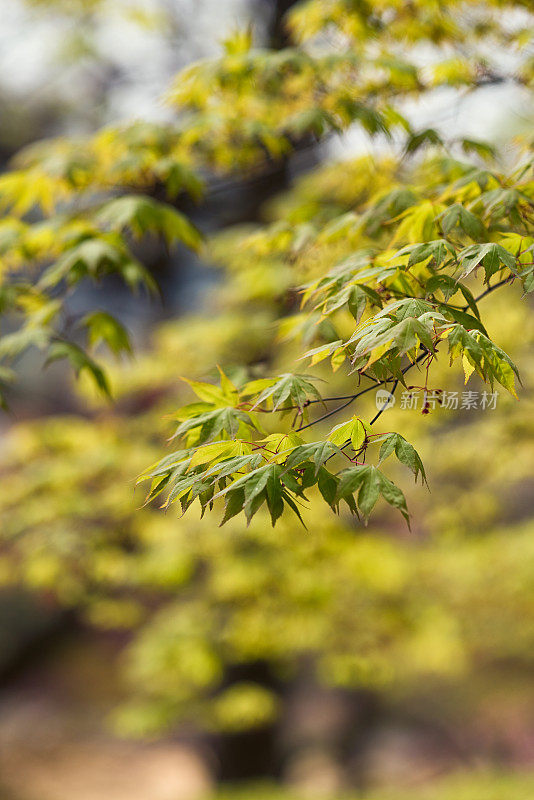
[258,0,300,48]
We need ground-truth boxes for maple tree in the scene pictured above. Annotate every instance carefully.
[0,0,533,530]
[1,0,534,749]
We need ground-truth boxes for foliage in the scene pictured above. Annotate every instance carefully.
[1,0,534,743]
[0,122,204,397]
[143,151,534,527]
[138,1,534,528]
[2,288,534,735]
[0,0,532,527]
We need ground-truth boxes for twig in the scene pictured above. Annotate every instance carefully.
[369,379,399,425]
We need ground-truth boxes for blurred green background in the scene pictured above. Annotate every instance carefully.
[0,2,534,800]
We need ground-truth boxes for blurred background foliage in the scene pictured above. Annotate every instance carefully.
[0,1,534,800]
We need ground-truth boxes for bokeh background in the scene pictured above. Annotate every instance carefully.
[0,2,534,799]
